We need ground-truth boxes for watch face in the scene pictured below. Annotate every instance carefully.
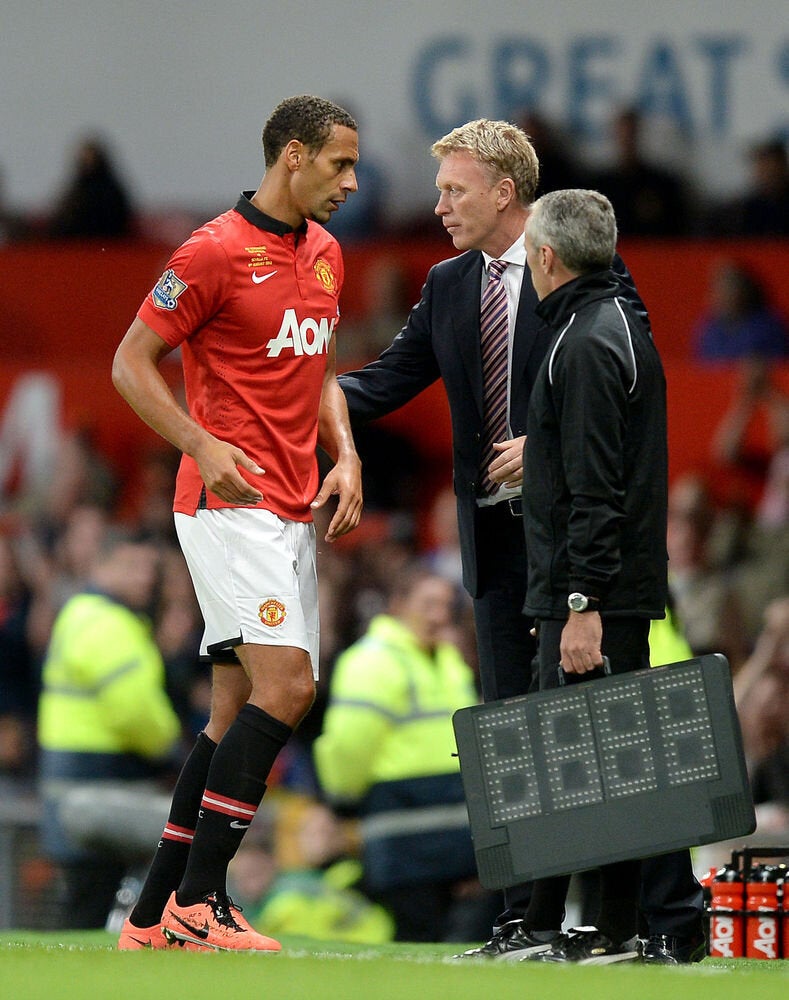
[568,593,588,612]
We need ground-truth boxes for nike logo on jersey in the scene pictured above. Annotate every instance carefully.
[229,821,250,830]
[252,270,277,284]
[169,911,210,940]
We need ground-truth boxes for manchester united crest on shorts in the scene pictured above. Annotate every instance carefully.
[258,598,287,627]
[313,258,336,293]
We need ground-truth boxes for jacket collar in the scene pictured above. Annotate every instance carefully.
[536,269,620,327]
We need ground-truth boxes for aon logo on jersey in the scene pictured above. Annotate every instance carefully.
[266,309,336,358]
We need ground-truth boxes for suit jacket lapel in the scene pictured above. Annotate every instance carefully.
[511,277,542,385]
[450,252,485,419]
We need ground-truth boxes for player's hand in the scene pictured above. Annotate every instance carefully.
[488,436,526,488]
[311,454,363,542]
[560,611,603,674]
[194,435,264,505]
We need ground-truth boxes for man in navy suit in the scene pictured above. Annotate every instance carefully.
[342,120,550,707]
[339,119,702,960]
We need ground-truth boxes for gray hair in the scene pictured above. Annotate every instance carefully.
[431,119,540,206]
[526,189,617,273]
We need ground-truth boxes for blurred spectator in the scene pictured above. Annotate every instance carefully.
[25,503,111,666]
[711,358,789,513]
[666,473,749,673]
[594,107,691,235]
[37,529,181,927]
[228,795,395,943]
[41,428,117,528]
[694,260,789,364]
[338,257,413,362]
[154,544,206,738]
[0,164,30,243]
[118,447,181,544]
[516,110,586,196]
[48,135,135,239]
[9,428,114,619]
[423,483,464,589]
[739,138,789,235]
[314,563,497,942]
[712,361,789,641]
[0,533,36,776]
[692,593,789,876]
[733,596,789,839]
[718,137,789,237]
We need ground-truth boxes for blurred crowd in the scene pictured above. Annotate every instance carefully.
[0,348,787,934]
[1,107,788,245]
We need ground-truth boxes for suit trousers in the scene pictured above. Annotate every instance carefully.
[472,501,537,702]
[523,617,650,939]
[471,500,537,923]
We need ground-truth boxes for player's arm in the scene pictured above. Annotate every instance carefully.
[112,317,264,505]
[312,336,363,541]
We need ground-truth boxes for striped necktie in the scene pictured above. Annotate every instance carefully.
[479,259,510,494]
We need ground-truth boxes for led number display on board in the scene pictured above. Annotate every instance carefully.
[453,655,755,889]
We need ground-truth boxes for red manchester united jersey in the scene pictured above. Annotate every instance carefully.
[137,194,344,521]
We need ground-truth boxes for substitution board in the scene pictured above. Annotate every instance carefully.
[452,654,755,888]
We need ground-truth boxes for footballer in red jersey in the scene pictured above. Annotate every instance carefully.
[112,96,362,953]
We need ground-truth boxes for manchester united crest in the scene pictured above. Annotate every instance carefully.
[258,598,287,627]
[313,258,336,292]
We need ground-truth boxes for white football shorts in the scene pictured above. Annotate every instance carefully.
[174,507,319,678]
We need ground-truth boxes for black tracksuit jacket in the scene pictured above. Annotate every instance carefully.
[522,269,668,620]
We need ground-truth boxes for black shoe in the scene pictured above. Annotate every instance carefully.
[453,920,560,960]
[640,933,707,965]
[529,927,640,965]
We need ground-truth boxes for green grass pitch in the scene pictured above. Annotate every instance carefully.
[2,932,787,1000]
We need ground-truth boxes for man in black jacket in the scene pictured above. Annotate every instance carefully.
[518,188,705,965]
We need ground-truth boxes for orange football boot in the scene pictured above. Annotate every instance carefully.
[161,891,281,952]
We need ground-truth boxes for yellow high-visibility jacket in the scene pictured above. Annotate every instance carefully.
[315,614,477,798]
[38,592,180,761]
[314,614,479,891]
[649,605,693,667]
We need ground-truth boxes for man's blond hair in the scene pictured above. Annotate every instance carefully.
[431,119,540,205]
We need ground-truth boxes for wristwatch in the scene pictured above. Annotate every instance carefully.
[567,592,601,613]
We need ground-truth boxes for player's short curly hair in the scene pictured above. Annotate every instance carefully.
[262,95,357,167]
[431,119,540,205]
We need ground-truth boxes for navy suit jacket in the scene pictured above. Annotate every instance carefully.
[339,249,644,599]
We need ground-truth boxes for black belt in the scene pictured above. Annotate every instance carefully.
[479,497,523,517]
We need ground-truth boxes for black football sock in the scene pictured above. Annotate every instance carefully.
[129,731,217,928]
[176,704,292,905]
